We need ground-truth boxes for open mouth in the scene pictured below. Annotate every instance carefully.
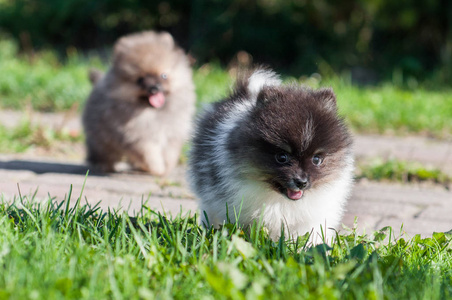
[148,92,165,108]
[139,92,166,108]
[285,188,303,200]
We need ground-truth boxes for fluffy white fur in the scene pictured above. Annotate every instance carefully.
[247,69,282,97]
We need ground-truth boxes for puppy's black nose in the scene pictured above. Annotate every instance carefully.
[149,85,161,95]
[294,176,308,189]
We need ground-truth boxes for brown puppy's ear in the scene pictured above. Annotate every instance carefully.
[113,36,132,57]
[316,87,337,112]
[158,31,175,48]
[88,68,104,85]
[112,37,130,67]
[111,36,140,76]
[187,53,196,66]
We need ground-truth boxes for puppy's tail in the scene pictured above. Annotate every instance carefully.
[234,67,281,99]
[88,68,104,85]
[247,68,281,96]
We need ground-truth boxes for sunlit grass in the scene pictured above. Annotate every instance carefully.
[0,190,451,299]
[333,82,452,138]
[0,37,451,138]
[0,121,82,153]
[0,39,97,111]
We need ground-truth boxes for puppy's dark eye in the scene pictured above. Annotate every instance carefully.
[275,153,289,164]
[137,77,145,85]
[312,154,323,166]
[161,73,168,80]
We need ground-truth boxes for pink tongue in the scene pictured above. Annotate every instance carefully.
[287,189,303,200]
[149,92,165,108]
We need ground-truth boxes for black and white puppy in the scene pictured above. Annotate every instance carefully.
[188,69,354,242]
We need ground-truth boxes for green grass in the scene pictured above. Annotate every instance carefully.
[1,37,452,138]
[0,39,97,112]
[357,159,451,187]
[332,81,452,138]
[193,63,232,108]
[0,190,451,299]
[0,121,82,153]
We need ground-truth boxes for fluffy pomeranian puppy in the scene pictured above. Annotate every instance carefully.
[188,69,354,242]
[82,31,196,175]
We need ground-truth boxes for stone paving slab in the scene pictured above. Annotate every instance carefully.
[0,162,197,216]
[373,218,452,239]
[345,180,452,237]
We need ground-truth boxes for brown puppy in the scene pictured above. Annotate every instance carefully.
[82,31,196,175]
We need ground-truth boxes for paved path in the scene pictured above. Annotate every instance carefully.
[355,134,452,176]
[1,110,451,238]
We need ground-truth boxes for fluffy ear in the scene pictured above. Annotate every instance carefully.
[112,37,132,67]
[256,86,284,107]
[158,31,175,48]
[88,68,104,85]
[113,36,133,57]
[111,39,138,75]
[316,87,337,111]
[187,53,196,66]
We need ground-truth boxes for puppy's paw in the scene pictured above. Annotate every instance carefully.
[147,161,167,176]
[131,157,166,176]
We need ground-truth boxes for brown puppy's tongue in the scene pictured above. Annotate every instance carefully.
[287,189,303,200]
[149,92,165,108]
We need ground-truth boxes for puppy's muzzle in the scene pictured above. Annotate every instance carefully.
[137,76,163,95]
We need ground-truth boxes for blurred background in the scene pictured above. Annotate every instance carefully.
[0,0,451,156]
[0,0,451,86]
[0,0,451,238]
